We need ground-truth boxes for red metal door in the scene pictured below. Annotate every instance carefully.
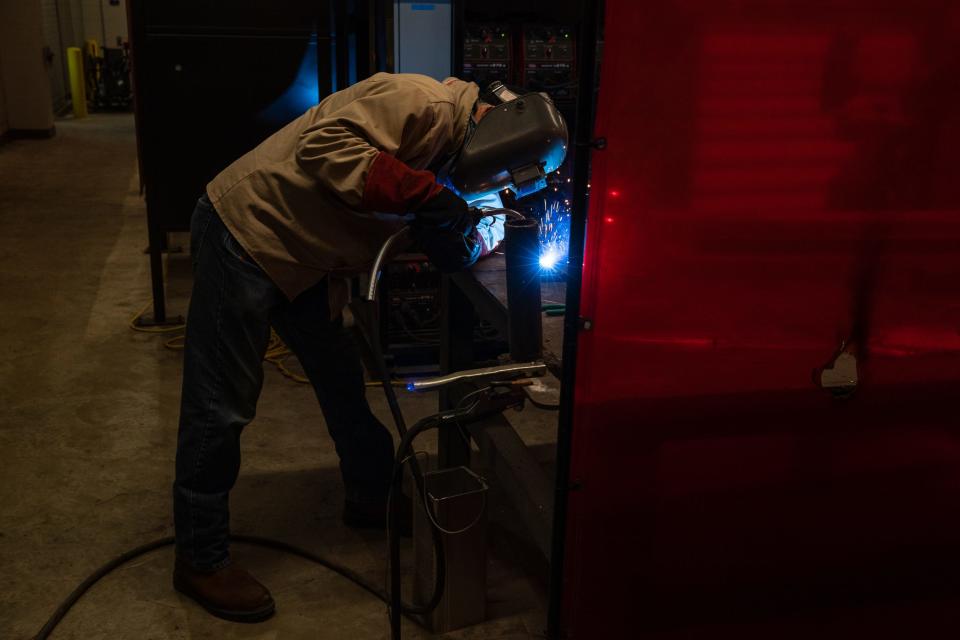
[561,1,960,636]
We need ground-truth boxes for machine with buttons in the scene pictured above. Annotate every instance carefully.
[462,23,514,88]
[521,25,576,107]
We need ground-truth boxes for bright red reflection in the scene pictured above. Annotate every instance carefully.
[562,1,960,637]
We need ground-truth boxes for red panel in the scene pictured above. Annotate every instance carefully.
[562,1,960,637]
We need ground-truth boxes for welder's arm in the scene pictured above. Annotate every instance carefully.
[409,187,481,272]
[407,189,505,268]
[295,86,447,212]
[295,87,479,270]
[473,214,506,256]
[357,157,481,271]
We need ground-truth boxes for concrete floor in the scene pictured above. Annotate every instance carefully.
[0,114,552,640]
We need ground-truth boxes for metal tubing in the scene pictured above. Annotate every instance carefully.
[407,362,546,392]
[98,0,107,47]
[366,227,411,301]
[504,218,542,363]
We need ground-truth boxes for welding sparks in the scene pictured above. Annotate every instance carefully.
[539,250,561,269]
[538,197,571,274]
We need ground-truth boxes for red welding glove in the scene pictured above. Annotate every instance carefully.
[360,152,479,271]
[360,151,446,213]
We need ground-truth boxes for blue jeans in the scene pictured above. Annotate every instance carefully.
[174,196,395,570]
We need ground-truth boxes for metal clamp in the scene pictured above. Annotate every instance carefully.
[406,362,547,392]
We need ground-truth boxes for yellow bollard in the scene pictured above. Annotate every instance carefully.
[67,47,88,119]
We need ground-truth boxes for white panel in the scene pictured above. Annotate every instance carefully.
[394,1,451,81]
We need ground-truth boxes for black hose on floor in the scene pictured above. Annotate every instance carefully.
[349,298,448,626]
[37,286,453,639]
[32,533,401,640]
[33,537,175,640]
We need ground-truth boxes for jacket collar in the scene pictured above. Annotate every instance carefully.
[442,78,480,157]
[429,78,479,178]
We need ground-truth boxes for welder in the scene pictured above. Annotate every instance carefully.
[171,72,567,623]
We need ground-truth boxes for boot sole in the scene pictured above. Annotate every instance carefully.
[173,575,276,623]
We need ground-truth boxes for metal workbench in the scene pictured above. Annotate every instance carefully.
[437,253,565,560]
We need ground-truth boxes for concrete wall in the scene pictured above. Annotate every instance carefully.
[78,0,128,47]
[36,1,129,114]
[0,0,55,132]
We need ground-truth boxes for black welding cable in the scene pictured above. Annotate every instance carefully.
[387,398,492,638]
[33,537,175,640]
[371,339,449,618]
[32,533,412,640]
[388,413,443,637]
[349,300,448,620]
[34,404,457,640]
[32,306,448,639]
[37,303,449,640]
[33,395,472,638]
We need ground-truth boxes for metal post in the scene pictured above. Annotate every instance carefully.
[334,0,350,89]
[452,0,464,76]
[374,0,389,72]
[354,0,373,80]
[438,275,474,468]
[145,195,167,324]
[98,0,107,47]
[504,218,542,363]
[547,0,605,636]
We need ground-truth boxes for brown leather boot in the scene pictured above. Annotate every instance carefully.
[173,559,275,623]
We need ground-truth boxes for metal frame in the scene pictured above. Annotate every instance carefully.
[437,268,555,558]
[546,0,603,635]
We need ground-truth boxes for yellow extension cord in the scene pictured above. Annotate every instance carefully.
[129,302,402,388]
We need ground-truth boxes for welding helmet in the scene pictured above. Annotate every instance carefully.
[444,82,568,200]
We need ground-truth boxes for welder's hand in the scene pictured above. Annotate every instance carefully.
[410,188,480,272]
[473,213,506,257]
[412,187,473,233]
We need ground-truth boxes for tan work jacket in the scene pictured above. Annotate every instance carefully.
[207,73,479,311]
